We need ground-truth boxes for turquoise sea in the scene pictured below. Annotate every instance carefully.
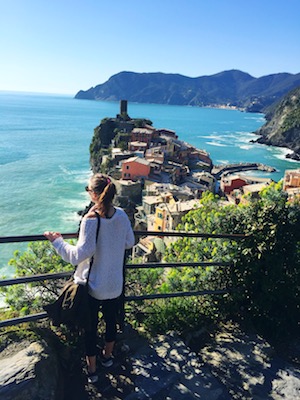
[0,92,299,276]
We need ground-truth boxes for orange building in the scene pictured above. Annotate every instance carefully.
[121,156,151,181]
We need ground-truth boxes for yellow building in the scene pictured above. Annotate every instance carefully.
[153,199,200,232]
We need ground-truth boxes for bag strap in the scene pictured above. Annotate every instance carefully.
[86,212,101,285]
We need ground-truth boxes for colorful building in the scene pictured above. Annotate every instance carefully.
[152,199,201,232]
[283,168,300,201]
[130,127,156,147]
[220,175,249,194]
[283,168,300,190]
[121,156,151,180]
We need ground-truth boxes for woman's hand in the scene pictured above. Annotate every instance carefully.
[44,231,62,242]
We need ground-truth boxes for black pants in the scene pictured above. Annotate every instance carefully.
[85,294,119,357]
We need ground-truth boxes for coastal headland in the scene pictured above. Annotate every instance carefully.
[89,100,277,230]
[80,71,300,162]
[90,100,276,185]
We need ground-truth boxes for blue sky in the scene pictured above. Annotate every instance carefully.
[1,0,299,94]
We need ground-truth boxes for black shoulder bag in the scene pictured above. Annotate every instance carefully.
[44,213,100,330]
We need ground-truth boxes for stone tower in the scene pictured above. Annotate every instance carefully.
[120,100,128,115]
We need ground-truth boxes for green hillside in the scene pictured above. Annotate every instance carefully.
[256,86,300,159]
[75,70,300,112]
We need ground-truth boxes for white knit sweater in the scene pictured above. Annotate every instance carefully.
[52,207,135,300]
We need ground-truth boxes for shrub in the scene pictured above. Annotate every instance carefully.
[161,186,300,340]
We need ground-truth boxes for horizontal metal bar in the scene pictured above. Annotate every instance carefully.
[134,231,247,239]
[0,272,73,287]
[0,233,78,244]
[125,289,230,301]
[0,312,48,328]
[0,231,247,244]
[126,261,233,269]
[0,289,230,328]
[0,262,232,287]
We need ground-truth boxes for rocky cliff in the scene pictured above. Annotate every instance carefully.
[75,70,300,112]
[255,86,300,160]
[90,114,152,173]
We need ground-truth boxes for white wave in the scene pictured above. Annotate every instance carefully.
[235,131,256,137]
[260,145,299,164]
[201,134,226,141]
[217,132,255,144]
[236,138,255,146]
[278,148,293,156]
[239,145,252,150]
[273,148,299,163]
[235,132,258,142]
[74,170,93,184]
[266,146,291,155]
[206,141,227,147]
[216,159,229,164]
[58,198,88,209]
[244,116,266,122]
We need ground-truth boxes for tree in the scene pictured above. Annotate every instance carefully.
[1,241,73,315]
[230,184,300,338]
[162,186,300,339]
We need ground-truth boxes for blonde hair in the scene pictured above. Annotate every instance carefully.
[89,174,116,217]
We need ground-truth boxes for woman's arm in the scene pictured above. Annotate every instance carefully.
[125,218,135,249]
[44,217,98,265]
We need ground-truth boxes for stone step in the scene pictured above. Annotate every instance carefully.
[124,331,230,399]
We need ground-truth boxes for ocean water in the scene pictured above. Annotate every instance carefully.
[0,92,299,276]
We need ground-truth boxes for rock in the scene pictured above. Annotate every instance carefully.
[0,340,63,400]
[286,151,300,161]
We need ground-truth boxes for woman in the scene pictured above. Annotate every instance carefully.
[44,173,135,384]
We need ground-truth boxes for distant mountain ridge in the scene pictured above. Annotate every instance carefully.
[75,70,300,112]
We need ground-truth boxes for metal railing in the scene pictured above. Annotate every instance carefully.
[0,230,246,328]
